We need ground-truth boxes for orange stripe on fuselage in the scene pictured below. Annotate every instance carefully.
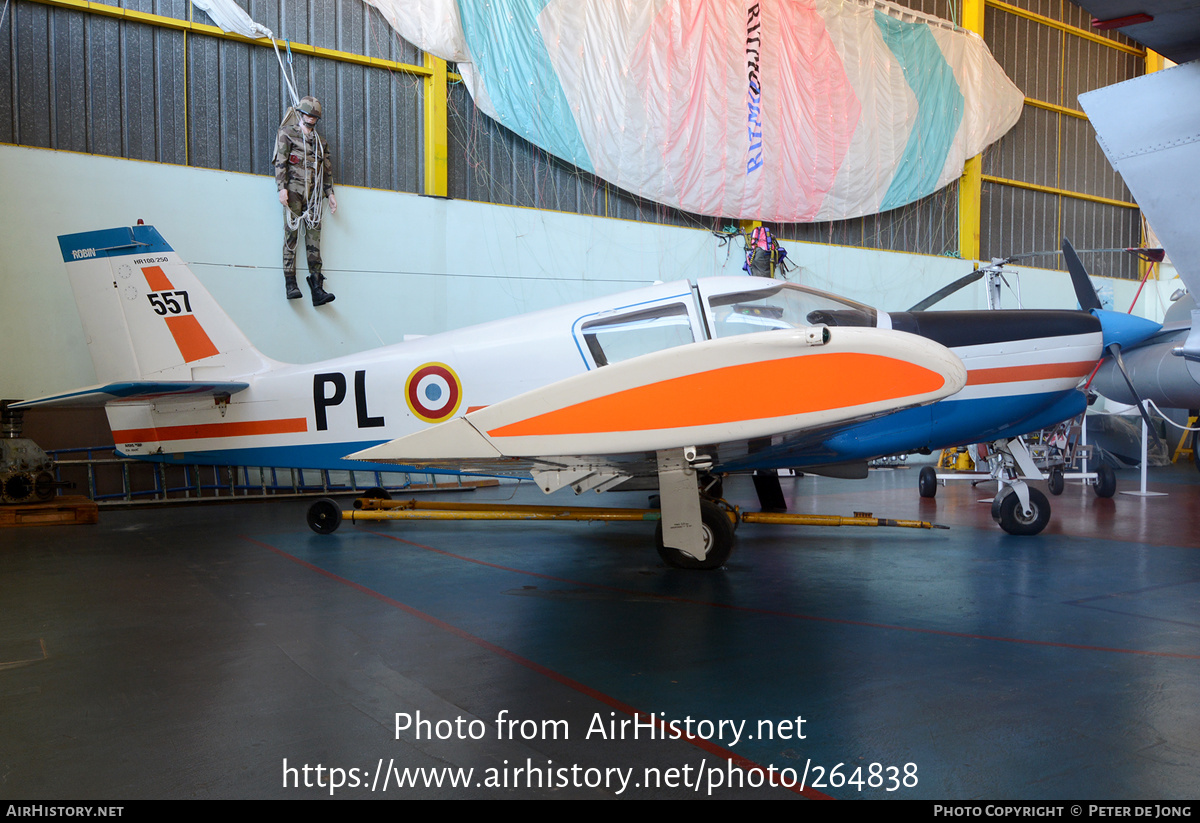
[142,265,219,362]
[965,361,1094,386]
[487,352,946,438]
[112,418,308,443]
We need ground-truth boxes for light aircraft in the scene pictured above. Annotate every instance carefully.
[16,225,1160,568]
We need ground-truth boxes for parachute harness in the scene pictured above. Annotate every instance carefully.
[712,225,791,279]
[271,38,325,232]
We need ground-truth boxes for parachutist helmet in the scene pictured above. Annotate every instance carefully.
[297,96,322,121]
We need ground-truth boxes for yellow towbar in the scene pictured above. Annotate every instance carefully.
[305,497,946,534]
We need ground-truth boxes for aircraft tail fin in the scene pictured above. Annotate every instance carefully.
[56,225,274,385]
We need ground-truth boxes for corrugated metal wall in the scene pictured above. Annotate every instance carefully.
[445,80,713,228]
[982,0,1143,278]
[0,0,1148,276]
[0,0,422,192]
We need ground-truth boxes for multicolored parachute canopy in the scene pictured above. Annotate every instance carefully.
[366,0,1024,222]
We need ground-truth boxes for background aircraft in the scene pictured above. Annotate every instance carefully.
[1067,2,1200,414]
[17,225,1159,567]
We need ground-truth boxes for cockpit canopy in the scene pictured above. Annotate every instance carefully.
[703,281,877,338]
[577,278,878,368]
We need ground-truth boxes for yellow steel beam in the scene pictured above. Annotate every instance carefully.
[958,0,985,262]
[959,155,982,262]
[982,174,1138,209]
[1025,97,1088,120]
[986,0,1146,56]
[423,53,449,197]
[24,0,432,77]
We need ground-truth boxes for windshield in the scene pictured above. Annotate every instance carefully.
[707,282,877,338]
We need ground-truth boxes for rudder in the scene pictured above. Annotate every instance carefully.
[58,225,273,383]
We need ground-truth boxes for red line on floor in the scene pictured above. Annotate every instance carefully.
[359,530,1200,662]
[241,534,830,800]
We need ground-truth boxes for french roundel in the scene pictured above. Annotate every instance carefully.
[405,363,463,424]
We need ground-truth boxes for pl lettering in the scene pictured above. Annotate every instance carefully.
[313,370,386,430]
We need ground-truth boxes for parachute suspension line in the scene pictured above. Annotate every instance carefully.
[272,37,302,110]
[280,129,325,233]
[297,135,326,231]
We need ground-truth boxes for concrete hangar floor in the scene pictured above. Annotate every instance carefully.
[3,464,1199,800]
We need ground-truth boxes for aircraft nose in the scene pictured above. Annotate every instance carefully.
[1093,309,1161,350]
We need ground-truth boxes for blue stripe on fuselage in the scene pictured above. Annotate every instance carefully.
[114,440,484,478]
[715,390,1087,472]
[824,389,1087,458]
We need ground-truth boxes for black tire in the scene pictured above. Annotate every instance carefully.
[991,487,1051,535]
[1094,463,1117,498]
[1047,467,1065,496]
[918,465,938,498]
[655,500,736,570]
[307,497,343,534]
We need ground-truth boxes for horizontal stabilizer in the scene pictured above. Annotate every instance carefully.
[12,381,250,409]
[351,325,966,465]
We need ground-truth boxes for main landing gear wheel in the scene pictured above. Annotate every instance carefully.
[1094,464,1117,498]
[918,466,938,498]
[991,487,1050,535]
[655,500,736,570]
[1047,467,1065,496]
[307,498,343,534]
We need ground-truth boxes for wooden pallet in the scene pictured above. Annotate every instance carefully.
[0,496,98,527]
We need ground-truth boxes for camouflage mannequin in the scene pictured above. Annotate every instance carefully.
[274,95,337,306]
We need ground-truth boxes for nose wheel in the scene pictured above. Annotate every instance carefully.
[991,486,1050,535]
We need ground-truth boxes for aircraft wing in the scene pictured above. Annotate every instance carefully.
[350,326,966,475]
[11,381,251,409]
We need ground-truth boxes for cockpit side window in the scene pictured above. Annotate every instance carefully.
[707,283,877,338]
[581,303,695,367]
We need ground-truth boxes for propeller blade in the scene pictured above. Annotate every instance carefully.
[908,269,986,312]
[1107,342,1166,453]
[1062,238,1103,312]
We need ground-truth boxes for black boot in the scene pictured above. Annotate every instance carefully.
[284,275,302,300]
[307,275,335,307]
